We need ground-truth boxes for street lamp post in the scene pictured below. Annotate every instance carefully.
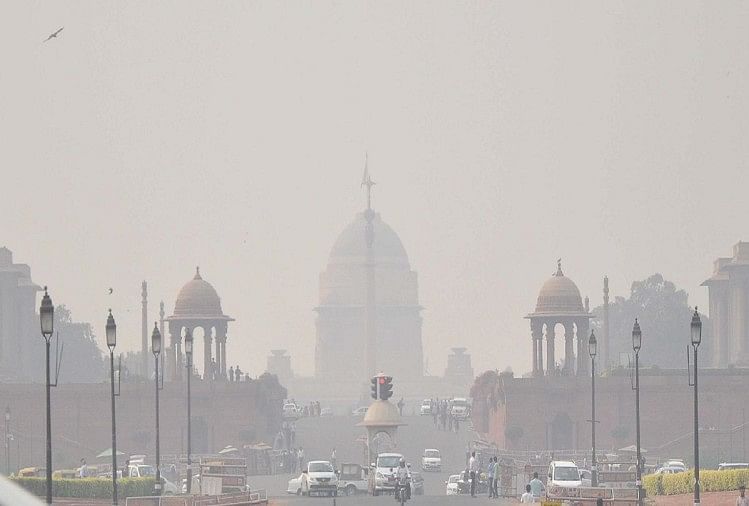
[589,329,598,488]
[151,323,162,495]
[106,310,118,505]
[184,329,193,494]
[691,308,702,506]
[39,287,54,506]
[5,407,10,475]
[632,319,643,506]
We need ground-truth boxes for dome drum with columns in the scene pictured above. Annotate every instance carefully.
[525,260,592,377]
[165,267,234,381]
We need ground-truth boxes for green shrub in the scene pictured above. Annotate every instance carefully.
[11,477,156,499]
[644,469,749,496]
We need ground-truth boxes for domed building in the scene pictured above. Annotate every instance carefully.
[166,267,233,381]
[525,260,592,377]
[314,178,423,383]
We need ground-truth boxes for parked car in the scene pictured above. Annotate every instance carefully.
[287,473,304,495]
[300,461,338,497]
[420,400,432,415]
[445,474,461,495]
[320,407,333,417]
[579,468,592,487]
[421,449,441,472]
[547,461,582,488]
[654,466,686,475]
[351,406,368,416]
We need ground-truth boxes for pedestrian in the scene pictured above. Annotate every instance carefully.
[520,484,534,503]
[529,471,545,498]
[235,366,241,382]
[494,457,500,499]
[331,448,337,470]
[78,458,88,478]
[487,457,495,498]
[397,397,404,416]
[228,366,234,382]
[298,447,305,471]
[468,451,477,497]
[738,485,749,506]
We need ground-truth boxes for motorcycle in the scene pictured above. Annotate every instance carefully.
[394,477,411,505]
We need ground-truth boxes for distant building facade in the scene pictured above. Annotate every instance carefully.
[703,241,749,367]
[0,247,41,382]
[314,185,423,383]
[266,349,293,386]
[444,347,474,383]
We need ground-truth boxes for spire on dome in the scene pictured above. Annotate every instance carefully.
[194,266,202,280]
[361,152,376,211]
[555,258,564,277]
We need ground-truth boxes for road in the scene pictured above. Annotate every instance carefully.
[247,412,520,504]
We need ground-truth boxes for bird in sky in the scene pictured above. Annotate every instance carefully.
[43,27,64,43]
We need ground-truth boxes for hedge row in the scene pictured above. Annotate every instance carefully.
[11,477,156,499]
[644,469,749,496]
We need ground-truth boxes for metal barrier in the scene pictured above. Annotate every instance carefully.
[125,490,267,506]
[546,485,639,505]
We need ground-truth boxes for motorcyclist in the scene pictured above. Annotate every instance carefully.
[394,458,411,501]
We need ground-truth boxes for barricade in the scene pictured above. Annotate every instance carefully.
[546,485,639,505]
[124,490,267,506]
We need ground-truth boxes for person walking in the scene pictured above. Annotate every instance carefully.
[492,457,499,498]
[487,457,495,498]
[529,471,545,499]
[228,365,234,382]
[331,448,337,470]
[520,484,534,503]
[397,397,405,416]
[468,451,478,497]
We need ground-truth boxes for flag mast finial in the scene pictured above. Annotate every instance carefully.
[361,152,375,211]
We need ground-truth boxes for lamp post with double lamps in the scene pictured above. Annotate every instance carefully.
[589,329,598,488]
[691,308,702,506]
[39,287,54,505]
[151,323,162,495]
[106,310,118,505]
[185,329,194,494]
[632,319,643,506]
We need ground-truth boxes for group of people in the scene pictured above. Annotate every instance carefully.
[227,364,250,382]
[429,398,462,433]
[519,472,546,503]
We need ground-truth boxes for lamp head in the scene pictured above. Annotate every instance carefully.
[588,329,597,359]
[184,328,193,356]
[632,318,642,352]
[106,309,117,349]
[151,322,161,356]
[691,307,702,346]
[40,286,54,339]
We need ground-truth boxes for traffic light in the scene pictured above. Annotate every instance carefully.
[379,376,393,400]
[371,376,379,399]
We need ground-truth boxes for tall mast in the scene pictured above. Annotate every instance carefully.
[362,154,377,380]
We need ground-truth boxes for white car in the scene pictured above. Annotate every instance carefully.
[372,453,404,495]
[287,473,304,495]
[421,449,441,471]
[300,461,338,497]
[445,474,461,495]
[282,403,299,419]
[420,400,432,415]
[547,461,582,488]
[451,398,470,420]
[351,406,368,416]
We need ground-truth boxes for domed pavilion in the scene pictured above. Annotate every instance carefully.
[314,171,423,383]
[525,260,592,377]
[166,267,234,381]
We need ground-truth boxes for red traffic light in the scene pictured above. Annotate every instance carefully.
[379,377,385,384]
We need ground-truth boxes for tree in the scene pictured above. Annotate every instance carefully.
[591,274,709,370]
[53,305,106,383]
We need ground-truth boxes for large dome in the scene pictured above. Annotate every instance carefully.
[173,267,226,317]
[534,262,585,314]
[329,211,410,266]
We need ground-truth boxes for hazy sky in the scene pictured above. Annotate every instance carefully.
[2,1,748,379]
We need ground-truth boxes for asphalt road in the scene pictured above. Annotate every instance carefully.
[269,496,518,505]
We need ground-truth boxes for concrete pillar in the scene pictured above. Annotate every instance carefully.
[204,326,213,381]
[532,338,538,376]
[214,330,221,379]
[546,322,556,376]
[220,338,227,378]
[564,322,575,375]
[531,321,543,376]
[576,319,589,376]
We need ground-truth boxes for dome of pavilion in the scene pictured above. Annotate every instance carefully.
[172,267,226,317]
[534,261,585,314]
[328,211,410,267]
[357,400,405,427]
